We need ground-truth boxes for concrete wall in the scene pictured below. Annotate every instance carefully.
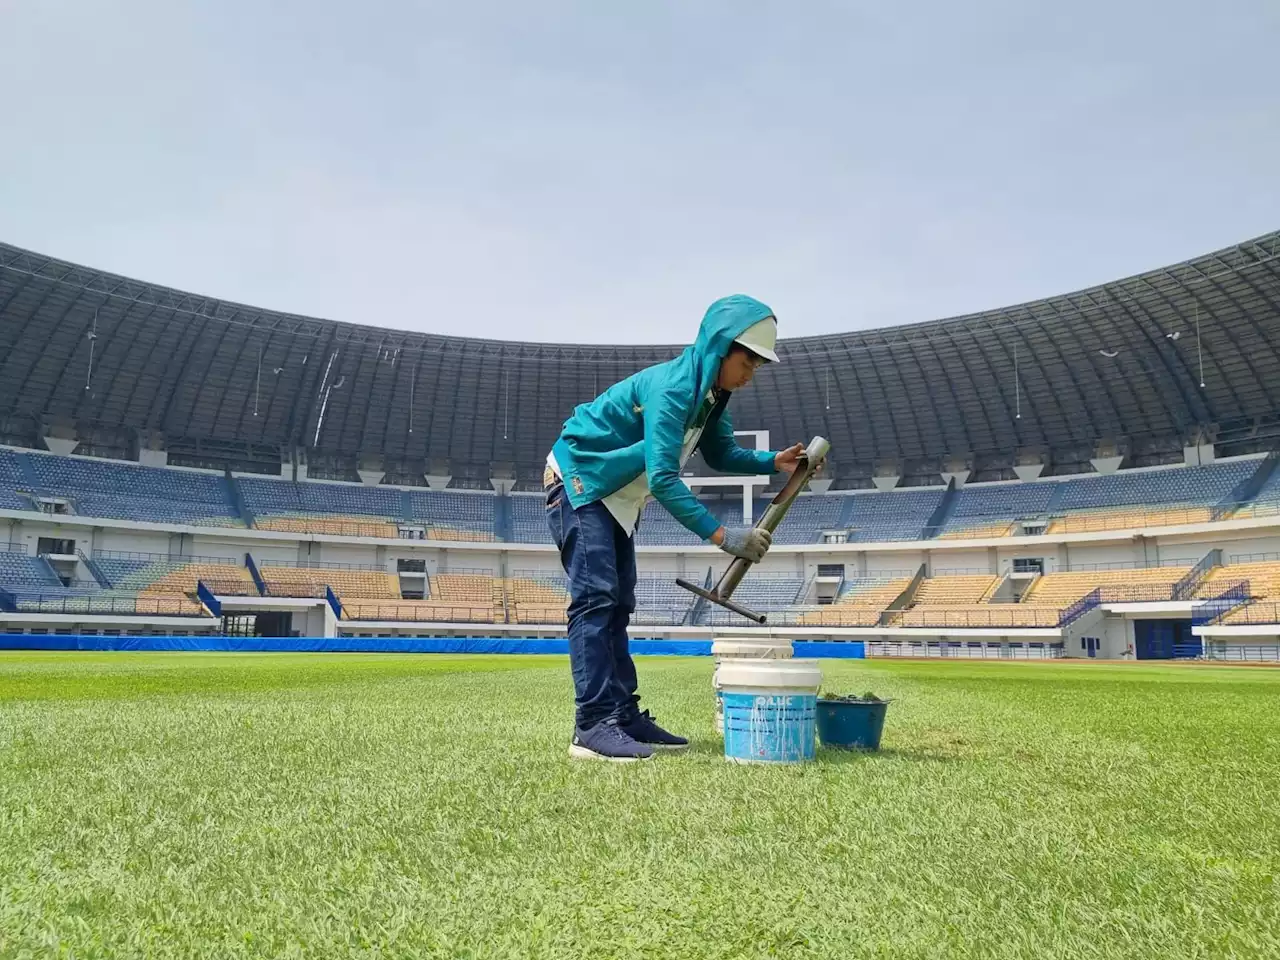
[930,549,990,574]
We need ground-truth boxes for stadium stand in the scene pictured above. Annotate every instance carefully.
[633,575,697,625]
[634,500,713,546]
[4,446,1280,549]
[911,575,1000,605]
[797,577,912,626]
[895,605,1063,628]
[259,565,400,599]
[0,549,62,586]
[7,232,1278,488]
[766,495,846,543]
[1021,565,1190,605]
[510,494,555,544]
[403,491,495,539]
[703,574,807,625]
[846,490,942,542]
[0,449,242,527]
[342,572,507,623]
[506,573,570,625]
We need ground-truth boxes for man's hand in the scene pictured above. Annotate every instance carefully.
[774,443,806,475]
[712,526,772,563]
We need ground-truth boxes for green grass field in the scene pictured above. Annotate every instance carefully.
[1,653,1278,959]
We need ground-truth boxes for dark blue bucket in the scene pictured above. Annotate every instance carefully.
[815,698,890,750]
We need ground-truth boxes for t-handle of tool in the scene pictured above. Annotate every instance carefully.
[676,436,831,622]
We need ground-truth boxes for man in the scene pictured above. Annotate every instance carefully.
[544,294,806,761]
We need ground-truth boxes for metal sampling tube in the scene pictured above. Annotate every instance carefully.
[676,435,831,623]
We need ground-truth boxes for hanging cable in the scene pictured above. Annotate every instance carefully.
[503,371,510,440]
[1014,341,1021,420]
[1196,304,1205,388]
[254,346,262,417]
[85,308,99,391]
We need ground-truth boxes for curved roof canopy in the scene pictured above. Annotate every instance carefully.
[2,232,1278,484]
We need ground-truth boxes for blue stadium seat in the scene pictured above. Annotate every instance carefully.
[509,494,554,544]
[845,489,943,542]
[9,452,241,526]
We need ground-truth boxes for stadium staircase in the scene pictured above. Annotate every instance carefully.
[14,452,41,494]
[244,553,268,596]
[1214,452,1280,520]
[493,495,514,542]
[225,472,257,528]
[922,478,959,539]
[877,564,927,626]
[685,568,715,625]
[78,550,113,588]
[1172,549,1222,600]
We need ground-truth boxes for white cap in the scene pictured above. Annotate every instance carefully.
[733,317,779,363]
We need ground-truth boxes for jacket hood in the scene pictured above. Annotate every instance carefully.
[688,294,775,398]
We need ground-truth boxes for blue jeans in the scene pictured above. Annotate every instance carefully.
[545,480,640,729]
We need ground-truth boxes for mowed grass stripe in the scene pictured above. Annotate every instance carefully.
[1,654,1277,959]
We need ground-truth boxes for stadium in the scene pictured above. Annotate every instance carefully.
[3,232,1280,658]
[3,234,1280,957]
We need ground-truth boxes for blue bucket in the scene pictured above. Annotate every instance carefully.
[719,660,822,764]
[815,698,890,750]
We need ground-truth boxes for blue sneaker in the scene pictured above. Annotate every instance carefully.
[569,718,655,762]
[621,710,689,751]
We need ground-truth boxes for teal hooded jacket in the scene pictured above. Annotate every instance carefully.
[551,295,780,540]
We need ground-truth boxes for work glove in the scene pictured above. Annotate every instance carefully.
[718,526,772,563]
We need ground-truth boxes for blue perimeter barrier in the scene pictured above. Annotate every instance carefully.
[0,635,866,657]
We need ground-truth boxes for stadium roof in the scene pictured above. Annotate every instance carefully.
[2,232,1279,485]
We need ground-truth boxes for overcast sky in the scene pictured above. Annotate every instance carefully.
[2,1,1277,344]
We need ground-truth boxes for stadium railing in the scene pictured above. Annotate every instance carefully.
[254,558,387,570]
[341,602,500,623]
[888,606,1063,628]
[1191,581,1252,626]
[1212,599,1280,627]
[1204,642,1280,662]
[866,640,1065,659]
[93,550,241,565]
[6,593,205,617]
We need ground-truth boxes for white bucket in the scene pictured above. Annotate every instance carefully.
[712,637,794,734]
[719,659,822,764]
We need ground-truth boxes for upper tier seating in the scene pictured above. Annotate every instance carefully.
[633,500,716,546]
[254,515,402,538]
[1,449,242,527]
[403,491,494,537]
[1250,468,1280,505]
[1054,461,1253,510]
[765,496,846,544]
[510,494,555,544]
[2,448,1277,546]
[845,490,942,542]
